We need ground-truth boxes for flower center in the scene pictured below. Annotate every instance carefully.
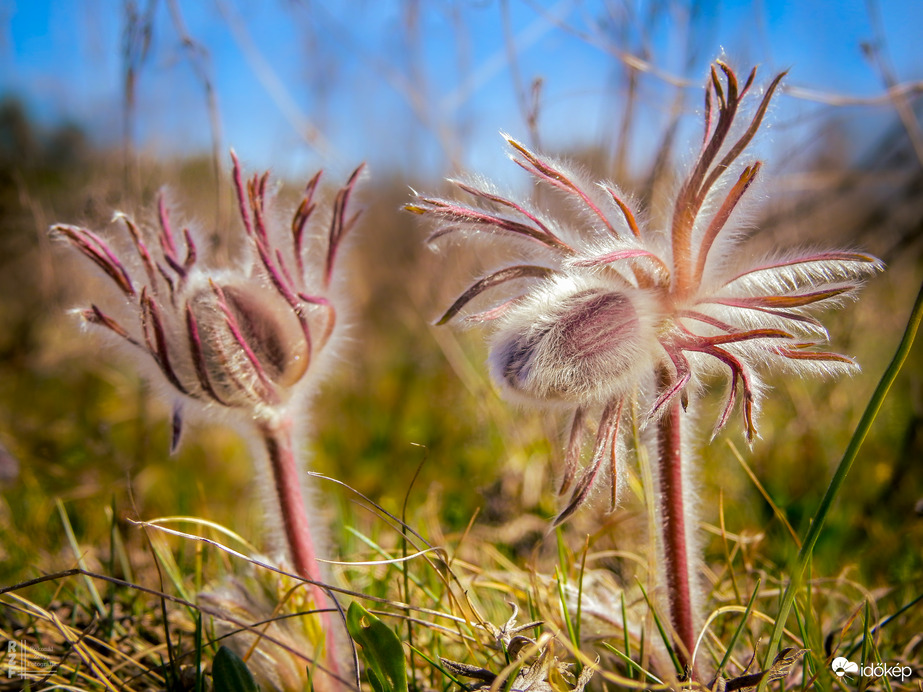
[191,283,309,406]
[491,287,652,404]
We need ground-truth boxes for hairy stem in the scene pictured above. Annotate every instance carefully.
[261,420,322,582]
[259,417,346,690]
[656,391,697,677]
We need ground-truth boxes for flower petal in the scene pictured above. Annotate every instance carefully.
[436,265,556,325]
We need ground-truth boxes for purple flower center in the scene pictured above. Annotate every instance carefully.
[556,291,637,360]
[494,289,644,402]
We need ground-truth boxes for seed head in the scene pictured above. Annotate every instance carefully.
[409,61,883,523]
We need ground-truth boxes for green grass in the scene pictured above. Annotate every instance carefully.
[1,134,922,689]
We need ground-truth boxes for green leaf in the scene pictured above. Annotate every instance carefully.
[212,645,259,692]
[760,279,923,691]
[635,579,682,675]
[716,577,761,676]
[346,601,408,692]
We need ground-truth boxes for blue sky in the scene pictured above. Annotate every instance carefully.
[2,1,922,181]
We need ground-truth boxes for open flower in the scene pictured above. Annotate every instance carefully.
[409,62,881,671]
[410,62,880,520]
[53,153,364,690]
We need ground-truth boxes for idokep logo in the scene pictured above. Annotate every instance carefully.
[831,657,859,677]
[831,656,913,682]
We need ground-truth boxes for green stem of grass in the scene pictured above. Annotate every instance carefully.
[620,591,631,678]
[600,642,663,684]
[860,600,872,692]
[56,499,106,617]
[402,456,426,690]
[759,278,923,689]
[636,578,683,676]
[715,576,761,677]
[563,535,590,677]
[556,565,579,655]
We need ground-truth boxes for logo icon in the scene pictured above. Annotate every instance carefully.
[5,639,55,678]
[832,657,860,677]
[7,640,19,678]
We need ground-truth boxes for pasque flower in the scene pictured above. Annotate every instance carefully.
[408,62,881,674]
[53,152,363,689]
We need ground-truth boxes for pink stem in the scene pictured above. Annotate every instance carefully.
[655,391,698,678]
[259,418,346,690]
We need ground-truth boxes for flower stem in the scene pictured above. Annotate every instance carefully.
[656,392,697,677]
[259,417,346,690]
[261,420,321,583]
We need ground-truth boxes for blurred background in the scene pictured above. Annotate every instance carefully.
[1,0,922,602]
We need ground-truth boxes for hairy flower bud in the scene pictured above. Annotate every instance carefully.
[54,153,365,692]
[53,154,363,433]
[188,282,311,408]
[490,279,656,404]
